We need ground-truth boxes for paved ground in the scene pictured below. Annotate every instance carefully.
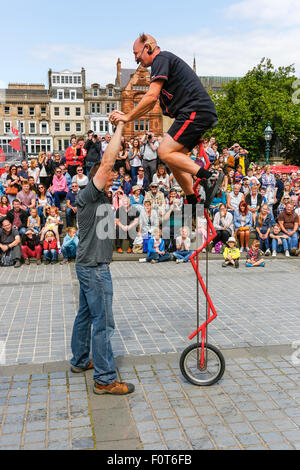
[0,258,300,450]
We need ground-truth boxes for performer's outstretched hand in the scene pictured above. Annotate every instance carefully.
[109,110,129,125]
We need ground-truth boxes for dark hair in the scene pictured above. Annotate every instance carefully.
[88,163,101,180]
[37,183,47,198]
[239,200,248,215]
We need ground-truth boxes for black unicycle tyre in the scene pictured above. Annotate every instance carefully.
[180,343,225,386]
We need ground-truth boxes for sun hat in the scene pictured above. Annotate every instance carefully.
[227,237,237,244]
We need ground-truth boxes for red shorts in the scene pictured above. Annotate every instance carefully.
[168,112,217,151]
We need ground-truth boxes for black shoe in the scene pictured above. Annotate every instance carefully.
[234,259,239,269]
[202,172,224,209]
[14,259,21,268]
[24,258,30,265]
[222,262,228,268]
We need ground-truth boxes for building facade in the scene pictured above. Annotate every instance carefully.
[0,83,52,161]
[85,72,122,137]
[48,68,86,152]
[119,60,163,139]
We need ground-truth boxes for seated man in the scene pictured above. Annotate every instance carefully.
[131,167,150,195]
[278,202,299,256]
[5,199,28,236]
[66,182,80,227]
[17,181,36,213]
[0,219,22,268]
[144,182,166,217]
[115,196,140,253]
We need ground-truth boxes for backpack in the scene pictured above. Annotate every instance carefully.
[0,248,14,266]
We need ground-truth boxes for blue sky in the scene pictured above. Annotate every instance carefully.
[0,0,299,87]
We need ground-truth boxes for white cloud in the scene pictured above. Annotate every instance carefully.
[226,0,300,27]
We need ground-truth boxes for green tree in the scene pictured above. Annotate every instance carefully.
[205,58,300,164]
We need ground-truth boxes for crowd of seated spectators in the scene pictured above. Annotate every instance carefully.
[0,132,299,268]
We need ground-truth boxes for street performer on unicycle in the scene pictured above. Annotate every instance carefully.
[109,33,224,212]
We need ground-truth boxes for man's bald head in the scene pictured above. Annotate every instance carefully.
[133,33,160,67]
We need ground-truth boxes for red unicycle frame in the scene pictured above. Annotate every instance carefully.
[180,141,225,385]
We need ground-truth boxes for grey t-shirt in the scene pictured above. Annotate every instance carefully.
[0,227,19,245]
[76,180,114,266]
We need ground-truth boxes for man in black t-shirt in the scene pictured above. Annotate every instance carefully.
[109,33,223,211]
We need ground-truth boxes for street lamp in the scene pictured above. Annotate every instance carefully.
[264,121,273,165]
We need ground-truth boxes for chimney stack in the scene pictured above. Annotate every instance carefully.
[116,58,121,87]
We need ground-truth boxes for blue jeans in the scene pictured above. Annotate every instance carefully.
[44,249,58,261]
[53,191,67,209]
[62,244,77,260]
[257,230,270,251]
[271,238,288,253]
[286,230,298,250]
[38,206,46,225]
[66,207,76,227]
[130,166,139,180]
[85,162,95,178]
[70,264,117,385]
[146,252,171,262]
[173,250,193,262]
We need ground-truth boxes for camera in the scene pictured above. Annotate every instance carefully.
[148,134,152,140]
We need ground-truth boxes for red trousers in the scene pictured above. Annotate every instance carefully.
[21,245,43,259]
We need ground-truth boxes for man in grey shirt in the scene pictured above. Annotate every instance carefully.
[70,123,134,396]
[140,131,159,182]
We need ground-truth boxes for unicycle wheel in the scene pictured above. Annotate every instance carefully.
[180,343,225,386]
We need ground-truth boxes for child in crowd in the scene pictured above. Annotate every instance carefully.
[173,226,193,263]
[122,174,132,196]
[0,195,11,216]
[40,206,62,248]
[197,215,208,252]
[60,227,79,264]
[27,207,41,234]
[260,187,268,205]
[133,225,143,254]
[270,223,289,257]
[234,165,244,184]
[111,170,122,192]
[141,228,171,263]
[43,230,59,265]
[222,237,240,268]
[246,240,265,267]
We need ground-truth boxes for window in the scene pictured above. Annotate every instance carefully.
[53,76,56,84]
[105,121,109,132]
[77,76,81,84]
[29,122,36,134]
[41,106,46,114]
[65,76,69,84]
[139,120,145,132]
[64,139,69,150]
[4,106,10,114]
[92,121,97,132]
[61,76,65,84]
[40,122,48,134]
[29,107,35,116]
[65,107,70,116]
[91,103,101,114]
[76,123,81,132]
[74,76,77,84]
[55,122,60,132]
[106,103,116,114]
[4,122,11,134]
[70,90,76,100]
[56,76,60,84]
[58,90,64,100]
[65,123,70,132]
[19,122,25,134]
[29,138,52,154]
[69,76,73,84]
[76,107,81,116]
[17,106,23,116]
[93,88,98,97]
[58,139,62,151]
[108,88,113,97]
[54,107,59,116]
[134,121,139,132]
[146,120,149,131]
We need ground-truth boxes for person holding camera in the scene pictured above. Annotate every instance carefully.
[65,137,86,178]
[84,131,102,177]
[140,132,159,183]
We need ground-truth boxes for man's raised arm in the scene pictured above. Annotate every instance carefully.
[93,123,124,191]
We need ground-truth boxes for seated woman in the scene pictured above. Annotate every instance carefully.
[234,200,253,252]
[245,184,262,226]
[144,228,171,264]
[36,183,54,225]
[212,203,234,253]
[60,227,79,264]
[72,166,89,189]
[270,223,289,257]
[152,164,170,196]
[0,195,11,217]
[129,186,144,209]
[277,195,291,219]
[209,189,227,217]
[173,226,193,263]
[139,200,159,254]
[21,227,42,265]
[255,203,274,256]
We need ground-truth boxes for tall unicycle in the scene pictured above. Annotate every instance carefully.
[180,141,225,386]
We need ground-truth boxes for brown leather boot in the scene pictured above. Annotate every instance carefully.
[93,381,135,395]
[70,360,94,373]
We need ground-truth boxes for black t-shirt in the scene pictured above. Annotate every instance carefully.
[150,51,217,120]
